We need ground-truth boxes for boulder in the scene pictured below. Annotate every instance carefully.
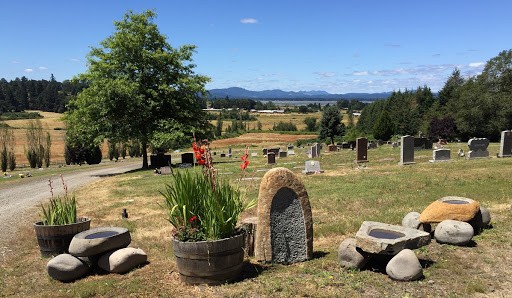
[480,206,491,227]
[337,238,371,269]
[47,254,89,281]
[402,212,431,232]
[355,221,430,255]
[420,196,480,223]
[434,220,474,245]
[98,247,147,273]
[69,227,131,257]
[385,249,423,281]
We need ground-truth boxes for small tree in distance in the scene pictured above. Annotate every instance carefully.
[319,105,345,145]
[372,111,395,141]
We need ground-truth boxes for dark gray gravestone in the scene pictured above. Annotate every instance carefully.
[499,130,512,158]
[467,138,490,159]
[266,152,276,165]
[220,153,226,158]
[429,149,452,162]
[262,148,268,155]
[228,147,232,157]
[270,187,307,263]
[268,148,280,155]
[399,135,416,165]
[356,138,368,163]
[160,166,171,175]
[316,143,321,157]
[150,154,171,167]
[181,153,194,164]
[310,145,317,158]
[279,151,288,158]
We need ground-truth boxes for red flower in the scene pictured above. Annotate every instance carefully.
[189,216,197,222]
[240,160,249,170]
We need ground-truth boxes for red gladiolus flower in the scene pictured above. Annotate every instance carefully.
[189,216,197,222]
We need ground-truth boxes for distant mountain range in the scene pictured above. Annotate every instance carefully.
[207,87,392,101]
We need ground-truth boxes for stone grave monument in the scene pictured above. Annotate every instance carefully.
[302,160,324,174]
[310,145,317,158]
[316,143,321,156]
[356,137,369,163]
[228,147,232,158]
[262,148,268,155]
[327,144,337,152]
[499,130,512,158]
[399,135,416,165]
[251,152,258,157]
[467,138,490,159]
[181,153,194,165]
[279,151,288,158]
[266,152,276,165]
[288,150,295,155]
[429,149,452,162]
[255,168,313,263]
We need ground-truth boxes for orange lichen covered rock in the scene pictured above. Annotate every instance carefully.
[419,196,480,223]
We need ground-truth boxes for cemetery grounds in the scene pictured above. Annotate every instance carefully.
[1,139,512,297]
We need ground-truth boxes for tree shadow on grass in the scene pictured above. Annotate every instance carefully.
[313,250,329,259]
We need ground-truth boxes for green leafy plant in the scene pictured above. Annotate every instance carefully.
[162,137,256,241]
[40,175,77,225]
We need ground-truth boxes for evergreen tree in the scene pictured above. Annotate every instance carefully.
[319,105,344,144]
[372,111,395,141]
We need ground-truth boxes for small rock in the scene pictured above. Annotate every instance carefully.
[480,206,491,227]
[337,238,371,269]
[434,220,474,245]
[385,249,423,281]
[402,212,421,229]
[98,247,147,273]
[47,254,89,281]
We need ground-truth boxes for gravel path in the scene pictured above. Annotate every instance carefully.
[0,161,142,263]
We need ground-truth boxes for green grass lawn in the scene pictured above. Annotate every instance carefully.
[1,141,511,297]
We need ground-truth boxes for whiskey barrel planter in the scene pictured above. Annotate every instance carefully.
[34,217,91,257]
[172,233,245,285]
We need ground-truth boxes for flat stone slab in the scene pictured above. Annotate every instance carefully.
[420,196,480,223]
[355,221,431,255]
[69,227,131,257]
[98,247,147,273]
[47,254,89,281]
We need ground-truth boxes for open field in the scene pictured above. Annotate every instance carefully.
[1,139,511,297]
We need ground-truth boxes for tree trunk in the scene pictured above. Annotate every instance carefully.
[142,142,148,168]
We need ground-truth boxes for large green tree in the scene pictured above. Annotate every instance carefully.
[65,10,211,168]
[319,105,344,144]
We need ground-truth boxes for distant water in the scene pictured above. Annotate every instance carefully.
[257,100,372,106]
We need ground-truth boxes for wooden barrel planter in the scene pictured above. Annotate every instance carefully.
[172,233,245,285]
[34,217,91,257]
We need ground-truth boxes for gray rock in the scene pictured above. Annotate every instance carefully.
[98,247,147,273]
[386,249,423,281]
[434,220,474,245]
[480,206,491,227]
[69,227,131,257]
[337,238,371,269]
[402,212,432,232]
[47,254,89,281]
[355,221,431,255]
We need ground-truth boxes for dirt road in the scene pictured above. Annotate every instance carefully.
[0,160,142,263]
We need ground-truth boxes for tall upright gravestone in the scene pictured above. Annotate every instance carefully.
[310,145,317,158]
[399,135,416,165]
[499,130,512,158]
[255,168,313,263]
[467,138,490,159]
[356,137,369,163]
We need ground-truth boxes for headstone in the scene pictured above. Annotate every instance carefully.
[279,151,288,158]
[341,142,350,149]
[181,153,194,164]
[150,153,171,167]
[310,145,317,158]
[399,135,416,165]
[467,138,490,159]
[220,153,226,158]
[327,144,337,152]
[268,148,280,155]
[251,152,258,157]
[355,138,369,163]
[288,150,295,155]
[160,166,171,175]
[425,138,433,149]
[316,143,321,157]
[287,145,294,150]
[255,168,313,263]
[266,152,276,165]
[302,160,324,174]
[414,137,427,150]
[429,149,452,162]
[349,141,356,150]
[228,147,232,158]
[262,148,268,155]
[367,141,377,149]
[499,130,512,158]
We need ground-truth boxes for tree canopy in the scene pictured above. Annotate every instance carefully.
[319,105,345,144]
[65,10,211,168]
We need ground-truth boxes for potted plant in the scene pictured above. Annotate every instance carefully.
[162,137,255,285]
[34,174,90,257]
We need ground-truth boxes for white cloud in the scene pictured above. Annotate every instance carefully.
[469,62,485,67]
[68,58,81,62]
[38,66,48,70]
[314,71,337,78]
[240,18,258,24]
[24,68,34,72]
[352,71,368,76]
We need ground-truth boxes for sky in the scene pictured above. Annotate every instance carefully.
[1,0,511,94]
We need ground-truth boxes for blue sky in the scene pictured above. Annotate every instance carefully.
[1,1,510,93]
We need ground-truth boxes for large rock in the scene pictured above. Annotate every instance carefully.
[47,254,89,281]
[420,196,480,223]
[69,227,131,257]
[98,247,147,273]
[480,206,491,227]
[386,249,423,281]
[355,221,430,255]
[402,212,431,232]
[337,238,371,269]
[434,220,474,245]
